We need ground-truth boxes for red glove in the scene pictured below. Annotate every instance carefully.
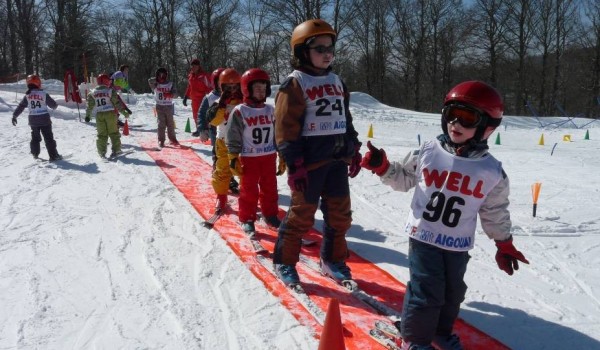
[495,236,529,275]
[360,141,390,176]
[348,144,362,178]
[287,159,308,192]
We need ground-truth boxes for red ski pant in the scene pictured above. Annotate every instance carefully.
[191,98,201,127]
[238,153,279,222]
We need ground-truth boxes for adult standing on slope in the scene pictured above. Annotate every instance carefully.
[183,58,212,133]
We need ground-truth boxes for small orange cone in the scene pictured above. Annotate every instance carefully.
[318,298,346,350]
[123,119,129,136]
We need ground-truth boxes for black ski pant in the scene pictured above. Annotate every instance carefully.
[400,238,470,346]
[30,124,59,158]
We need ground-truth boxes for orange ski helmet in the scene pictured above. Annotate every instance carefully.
[218,68,241,90]
[291,19,336,59]
[26,74,42,89]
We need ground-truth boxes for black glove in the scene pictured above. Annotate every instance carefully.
[85,116,90,123]
[125,107,132,115]
[11,117,17,126]
[182,96,188,106]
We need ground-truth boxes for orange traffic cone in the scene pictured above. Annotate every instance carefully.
[318,298,346,350]
[123,119,130,136]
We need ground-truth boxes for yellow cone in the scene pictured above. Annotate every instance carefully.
[367,124,374,138]
[538,134,545,146]
[562,134,571,142]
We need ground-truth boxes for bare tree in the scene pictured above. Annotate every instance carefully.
[502,0,537,114]
[348,0,390,102]
[583,0,600,116]
[183,0,238,70]
[471,0,510,85]
[13,0,44,74]
[45,0,95,78]
[551,0,578,112]
[237,1,274,68]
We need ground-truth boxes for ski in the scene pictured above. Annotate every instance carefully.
[203,209,224,228]
[375,320,402,339]
[108,149,135,161]
[35,153,72,162]
[255,254,326,325]
[369,328,402,350]
[242,227,269,254]
[298,255,402,320]
[249,238,268,254]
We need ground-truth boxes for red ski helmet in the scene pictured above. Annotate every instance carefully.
[26,74,42,89]
[211,67,226,88]
[442,81,503,141]
[97,74,111,87]
[241,68,271,102]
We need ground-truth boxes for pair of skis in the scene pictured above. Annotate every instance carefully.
[298,256,405,349]
[370,320,403,349]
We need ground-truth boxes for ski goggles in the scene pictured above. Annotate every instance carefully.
[442,104,484,128]
[222,84,240,92]
[308,45,335,54]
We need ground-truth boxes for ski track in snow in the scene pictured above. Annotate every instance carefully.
[1,83,600,349]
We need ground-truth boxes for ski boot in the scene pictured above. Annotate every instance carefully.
[401,342,435,350]
[241,221,256,235]
[432,334,463,350]
[229,177,239,194]
[264,215,281,228]
[49,154,63,161]
[274,264,300,286]
[321,259,353,284]
[109,150,123,159]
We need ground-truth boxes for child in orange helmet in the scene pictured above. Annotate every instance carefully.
[209,68,243,212]
[12,75,63,161]
[273,19,363,288]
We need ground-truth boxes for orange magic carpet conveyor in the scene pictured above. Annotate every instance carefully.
[139,137,509,350]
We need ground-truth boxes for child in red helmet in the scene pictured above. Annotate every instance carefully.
[85,74,131,159]
[361,81,529,350]
[226,68,284,234]
[148,67,180,148]
[12,75,62,161]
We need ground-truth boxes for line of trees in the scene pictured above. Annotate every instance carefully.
[2,0,600,118]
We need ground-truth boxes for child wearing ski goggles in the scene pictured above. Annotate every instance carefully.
[442,104,483,128]
[308,44,335,54]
